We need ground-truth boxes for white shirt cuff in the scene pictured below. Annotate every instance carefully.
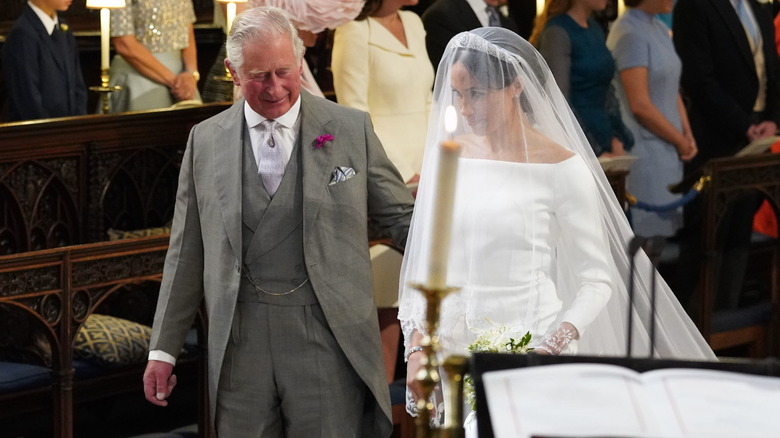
[148,350,177,366]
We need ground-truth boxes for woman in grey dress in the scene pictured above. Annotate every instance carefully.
[606,0,697,240]
[108,0,201,112]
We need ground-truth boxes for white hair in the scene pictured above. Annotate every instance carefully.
[225,6,305,74]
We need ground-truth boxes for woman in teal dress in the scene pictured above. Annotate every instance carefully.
[530,0,633,157]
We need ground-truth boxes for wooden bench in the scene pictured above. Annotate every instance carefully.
[0,235,211,438]
[694,154,780,357]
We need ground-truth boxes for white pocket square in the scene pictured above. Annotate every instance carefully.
[329,166,356,185]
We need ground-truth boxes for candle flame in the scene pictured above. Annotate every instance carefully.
[444,105,457,134]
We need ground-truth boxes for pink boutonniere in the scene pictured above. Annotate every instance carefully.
[314,134,334,149]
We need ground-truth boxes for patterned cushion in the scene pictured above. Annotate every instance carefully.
[74,314,152,368]
[107,226,171,241]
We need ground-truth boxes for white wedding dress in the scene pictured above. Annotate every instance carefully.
[398,27,715,435]
[437,156,613,356]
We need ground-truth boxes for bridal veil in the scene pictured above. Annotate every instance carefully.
[397,28,715,366]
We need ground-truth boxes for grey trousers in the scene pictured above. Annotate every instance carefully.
[216,302,368,437]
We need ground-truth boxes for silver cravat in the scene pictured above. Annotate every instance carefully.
[258,120,284,196]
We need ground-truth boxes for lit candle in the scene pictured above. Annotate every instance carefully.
[100,8,110,70]
[226,2,237,34]
[427,106,461,289]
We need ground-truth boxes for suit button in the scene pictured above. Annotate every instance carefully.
[295,264,303,272]
[235,264,241,273]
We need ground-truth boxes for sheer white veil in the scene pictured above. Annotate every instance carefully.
[397,28,715,362]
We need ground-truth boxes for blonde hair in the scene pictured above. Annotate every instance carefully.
[528,0,572,47]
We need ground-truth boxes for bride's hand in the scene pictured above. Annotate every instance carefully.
[536,322,579,355]
[406,348,426,402]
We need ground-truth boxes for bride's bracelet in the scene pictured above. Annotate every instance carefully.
[405,345,425,361]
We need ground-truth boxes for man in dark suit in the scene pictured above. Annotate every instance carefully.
[142,6,414,437]
[3,0,87,122]
[422,0,520,71]
[673,0,780,311]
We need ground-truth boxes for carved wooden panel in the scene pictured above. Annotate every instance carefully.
[0,103,229,254]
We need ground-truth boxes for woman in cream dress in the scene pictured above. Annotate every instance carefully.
[332,0,435,183]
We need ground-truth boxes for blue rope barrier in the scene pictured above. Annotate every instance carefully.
[632,188,700,212]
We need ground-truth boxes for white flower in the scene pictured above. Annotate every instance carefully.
[464,325,533,412]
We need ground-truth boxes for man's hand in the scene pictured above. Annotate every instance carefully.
[747,121,778,142]
[143,360,177,406]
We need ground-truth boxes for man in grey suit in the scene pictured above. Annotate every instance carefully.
[142,6,414,437]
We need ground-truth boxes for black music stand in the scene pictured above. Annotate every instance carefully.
[471,352,780,438]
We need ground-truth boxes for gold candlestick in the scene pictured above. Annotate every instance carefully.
[409,283,465,438]
[86,0,126,113]
[214,0,248,98]
[89,68,121,114]
[441,354,468,437]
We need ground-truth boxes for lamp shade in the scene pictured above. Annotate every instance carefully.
[86,0,126,8]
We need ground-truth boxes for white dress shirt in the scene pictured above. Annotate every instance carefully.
[243,97,302,171]
[465,0,509,27]
[28,1,58,35]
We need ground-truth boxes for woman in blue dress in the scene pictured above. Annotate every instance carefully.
[606,0,697,240]
[530,0,634,157]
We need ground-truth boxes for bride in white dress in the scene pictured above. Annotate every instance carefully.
[397,27,715,429]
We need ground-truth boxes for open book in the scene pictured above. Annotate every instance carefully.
[598,154,638,172]
[735,135,780,157]
[483,363,780,438]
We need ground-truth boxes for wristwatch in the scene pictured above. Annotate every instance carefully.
[189,70,201,82]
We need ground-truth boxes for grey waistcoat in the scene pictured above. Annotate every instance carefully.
[239,123,317,305]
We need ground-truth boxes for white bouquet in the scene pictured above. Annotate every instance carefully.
[463,326,533,412]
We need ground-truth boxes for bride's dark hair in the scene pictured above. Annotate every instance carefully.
[452,48,517,90]
[450,28,553,118]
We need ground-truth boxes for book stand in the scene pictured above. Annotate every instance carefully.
[471,352,780,438]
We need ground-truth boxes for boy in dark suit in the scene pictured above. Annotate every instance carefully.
[4,0,87,122]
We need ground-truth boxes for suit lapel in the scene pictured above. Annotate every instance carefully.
[456,0,483,30]
[215,100,246,264]
[498,7,520,33]
[24,7,68,73]
[300,91,340,242]
[751,0,776,69]
[713,0,756,68]
[367,15,413,56]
